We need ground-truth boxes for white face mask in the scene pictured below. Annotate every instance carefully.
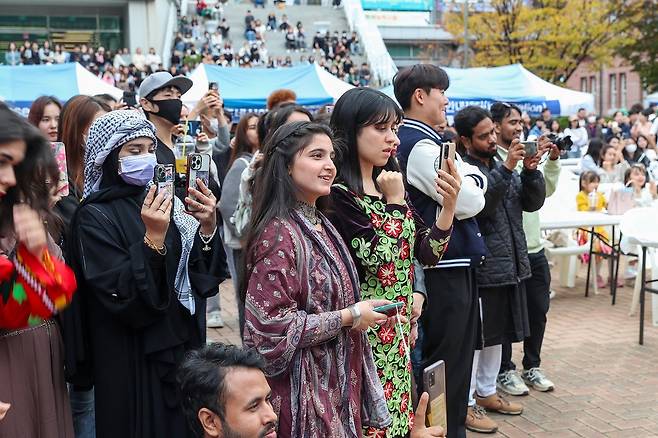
[208,118,219,136]
[625,143,638,154]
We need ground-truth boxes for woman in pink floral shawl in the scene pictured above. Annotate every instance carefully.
[242,121,394,437]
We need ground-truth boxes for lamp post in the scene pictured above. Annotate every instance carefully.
[462,0,469,67]
[452,0,475,67]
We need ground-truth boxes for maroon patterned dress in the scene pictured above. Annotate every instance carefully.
[243,210,390,438]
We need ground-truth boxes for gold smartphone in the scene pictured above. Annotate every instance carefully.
[422,360,447,430]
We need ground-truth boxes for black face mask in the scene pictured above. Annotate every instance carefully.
[146,98,182,125]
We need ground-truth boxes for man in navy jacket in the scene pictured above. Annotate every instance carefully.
[395,64,488,438]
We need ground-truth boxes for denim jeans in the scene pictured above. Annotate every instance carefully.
[411,323,425,386]
[68,385,95,438]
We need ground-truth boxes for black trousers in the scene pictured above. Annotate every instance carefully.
[417,267,480,438]
[500,250,551,372]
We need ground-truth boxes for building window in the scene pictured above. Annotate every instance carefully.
[581,77,588,92]
[610,74,617,110]
[590,76,597,101]
[387,43,414,58]
[620,73,627,109]
[0,14,123,54]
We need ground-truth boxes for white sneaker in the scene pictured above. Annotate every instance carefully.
[207,311,224,328]
[497,370,529,396]
[549,290,556,300]
[522,368,555,392]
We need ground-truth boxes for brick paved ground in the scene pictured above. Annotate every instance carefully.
[207,268,658,438]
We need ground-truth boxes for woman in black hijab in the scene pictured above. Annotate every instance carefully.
[69,110,228,438]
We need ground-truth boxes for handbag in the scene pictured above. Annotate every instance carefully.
[607,188,635,215]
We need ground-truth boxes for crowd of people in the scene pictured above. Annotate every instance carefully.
[3,39,162,91]
[1,61,658,438]
[2,2,372,93]
[171,2,371,86]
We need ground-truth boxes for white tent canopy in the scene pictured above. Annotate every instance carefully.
[181,63,353,110]
[0,63,123,115]
[381,64,594,117]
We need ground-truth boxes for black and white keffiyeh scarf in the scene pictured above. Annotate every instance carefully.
[83,110,199,314]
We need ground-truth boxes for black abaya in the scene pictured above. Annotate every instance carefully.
[69,184,228,438]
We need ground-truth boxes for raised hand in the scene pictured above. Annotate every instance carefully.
[377,170,405,205]
[185,178,217,235]
[141,185,172,247]
[411,392,446,437]
[505,138,525,171]
[435,158,461,213]
[13,205,47,258]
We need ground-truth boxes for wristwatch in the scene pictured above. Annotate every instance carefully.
[348,304,361,329]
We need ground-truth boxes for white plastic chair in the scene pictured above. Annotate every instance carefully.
[619,207,658,327]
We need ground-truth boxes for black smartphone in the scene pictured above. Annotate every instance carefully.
[185,153,211,212]
[187,120,202,136]
[438,142,456,174]
[123,91,137,108]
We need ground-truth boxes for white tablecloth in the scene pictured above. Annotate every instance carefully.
[540,211,622,230]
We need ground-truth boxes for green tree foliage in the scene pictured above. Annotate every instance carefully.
[445,0,637,84]
[618,0,658,92]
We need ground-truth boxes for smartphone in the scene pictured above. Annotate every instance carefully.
[153,164,174,199]
[186,153,211,212]
[521,140,538,156]
[434,142,456,174]
[422,360,447,430]
[372,301,404,317]
[187,120,202,136]
[123,91,137,108]
[50,142,69,197]
[208,82,219,91]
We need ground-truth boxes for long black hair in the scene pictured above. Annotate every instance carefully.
[0,102,59,236]
[264,103,313,145]
[229,112,260,166]
[585,138,604,166]
[240,121,333,301]
[330,87,402,196]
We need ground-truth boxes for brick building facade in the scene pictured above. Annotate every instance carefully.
[566,56,644,116]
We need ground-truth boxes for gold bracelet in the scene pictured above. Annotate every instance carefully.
[144,235,167,256]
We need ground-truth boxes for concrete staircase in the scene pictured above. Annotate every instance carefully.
[185,1,366,68]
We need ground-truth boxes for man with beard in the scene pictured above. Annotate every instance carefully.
[178,343,446,438]
[394,64,487,438]
[455,106,545,433]
[491,102,560,397]
[177,343,278,438]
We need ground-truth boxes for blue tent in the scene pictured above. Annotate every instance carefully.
[381,64,594,117]
[184,63,353,111]
[0,63,122,116]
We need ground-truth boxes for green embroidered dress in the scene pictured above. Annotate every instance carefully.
[328,184,452,437]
